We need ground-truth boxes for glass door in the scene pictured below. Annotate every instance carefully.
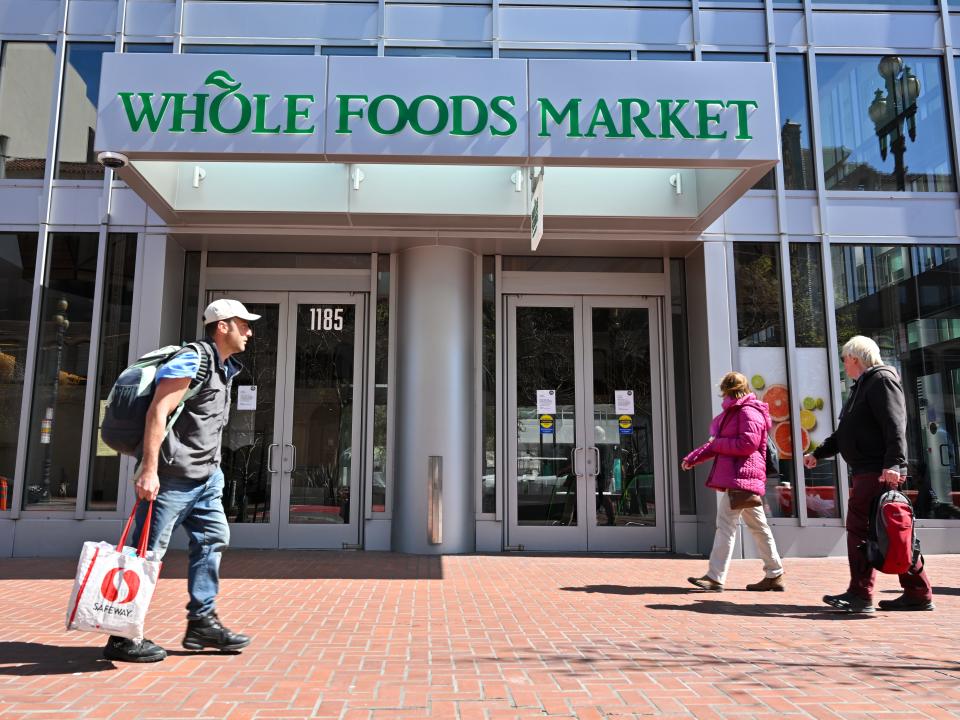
[506,295,667,552]
[278,293,366,548]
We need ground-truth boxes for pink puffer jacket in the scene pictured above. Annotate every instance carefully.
[683,393,771,495]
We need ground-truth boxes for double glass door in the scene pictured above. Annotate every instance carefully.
[507,296,667,552]
[211,291,366,548]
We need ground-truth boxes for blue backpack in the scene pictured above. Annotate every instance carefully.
[100,343,211,456]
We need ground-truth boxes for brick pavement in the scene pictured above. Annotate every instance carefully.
[1,551,958,719]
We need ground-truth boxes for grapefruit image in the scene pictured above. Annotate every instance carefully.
[762,384,790,422]
[772,421,810,460]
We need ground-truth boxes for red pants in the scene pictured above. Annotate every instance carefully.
[846,472,932,601]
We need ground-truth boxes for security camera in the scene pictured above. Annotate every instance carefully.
[97,151,129,169]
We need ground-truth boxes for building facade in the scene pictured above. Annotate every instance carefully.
[0,0,958,557]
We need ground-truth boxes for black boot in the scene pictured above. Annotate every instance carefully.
[103,635,167,663]
[182,612,251,651]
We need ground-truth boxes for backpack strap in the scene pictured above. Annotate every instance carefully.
[162,342,213,437]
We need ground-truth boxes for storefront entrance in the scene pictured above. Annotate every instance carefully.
[506,295,668,552]
[209,290,367,549]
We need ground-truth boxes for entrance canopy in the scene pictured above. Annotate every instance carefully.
[96,55,779,233]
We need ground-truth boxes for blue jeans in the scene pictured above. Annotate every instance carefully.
[132,468,230,619]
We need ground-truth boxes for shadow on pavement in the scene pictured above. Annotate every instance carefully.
[646,600,879,620]
[879,585,959,597]
[561,585,692,595]
[0,642,115,676]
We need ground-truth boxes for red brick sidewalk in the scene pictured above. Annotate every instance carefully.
[1,552,958,719]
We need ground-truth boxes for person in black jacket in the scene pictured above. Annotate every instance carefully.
[803,335,934,613]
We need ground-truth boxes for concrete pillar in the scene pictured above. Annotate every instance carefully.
[392,245,476,554]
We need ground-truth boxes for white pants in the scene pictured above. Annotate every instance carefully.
[707,490,784,584]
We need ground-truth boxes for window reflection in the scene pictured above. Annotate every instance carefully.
[832,245,960,520]
[372,256,390,513]
[671,259,696,515]
[56,43,113,181]
[0,43,57,179]
[481,257,496,514]
[818,55,955,192]
[777,55,816,191]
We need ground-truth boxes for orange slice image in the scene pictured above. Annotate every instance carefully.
[772,421,810,460]
[761,384,790,422]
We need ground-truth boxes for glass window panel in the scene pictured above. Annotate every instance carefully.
[818,55,955,192]
[56,43,113,181]
[23,233,98,510]
[790,243,840,518]
[777,55,816,190]
[0,43,57,180]
[87,233,138,511]
[183,45,314,55]
[832,244,960,520]
[372,255,390,513]
[500,49,630,60]
[671,259,696,514]
[0,233,38,504]
[734,243,806,519]
[482,256,496,514]
[180,251,201,343]
[206,253,369,269]
[818,0,933,6]
[638,52,693,61]
[321,47,377,57]
[385,47,492,58]
[502,256,663,273]
[123,44,172,53]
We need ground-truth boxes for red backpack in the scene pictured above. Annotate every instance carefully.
[861,489,923,575]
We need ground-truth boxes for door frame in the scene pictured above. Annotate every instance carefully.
[504,293,669,552]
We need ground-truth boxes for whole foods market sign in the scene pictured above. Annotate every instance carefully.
[96,54,778,163]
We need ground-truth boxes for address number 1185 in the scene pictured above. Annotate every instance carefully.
[309,307,344,331]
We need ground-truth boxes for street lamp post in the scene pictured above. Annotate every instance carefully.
[39,297,69,503]
[868,55,921,192]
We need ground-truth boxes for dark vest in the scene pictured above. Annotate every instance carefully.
[157,340,238,482]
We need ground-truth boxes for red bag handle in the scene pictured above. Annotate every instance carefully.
[116,500,153,558]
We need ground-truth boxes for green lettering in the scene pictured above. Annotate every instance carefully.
[210,92,252,134]
[726,99,758,140]
[118,92,174,132]
[169,93,207,133]
[408,95,448,136]
[368,95,408,135]
[283,94,315,134]
[695,99,727,140]
[538,98,582,138]
[336,94,368,134]
[658,99,693,139]
[584,99,627,138]
[617,99,654,139]
[252,94,280,134]
[490,96,517,137]
[450,95,487,136]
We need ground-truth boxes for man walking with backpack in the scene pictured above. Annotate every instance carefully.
[104,299,259,663]
[803,335,934,614]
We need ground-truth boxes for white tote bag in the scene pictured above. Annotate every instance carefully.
[65,501,162,641]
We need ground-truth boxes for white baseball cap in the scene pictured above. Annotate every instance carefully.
[202,299,261,324]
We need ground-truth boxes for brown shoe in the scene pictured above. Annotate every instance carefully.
[687,575,723,592]
[746,575,785,592]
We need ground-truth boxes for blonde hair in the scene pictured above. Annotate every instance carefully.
[841,335,882,368]
[719,371,750,399]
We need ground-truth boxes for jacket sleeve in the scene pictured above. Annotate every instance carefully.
[813,432,838,460]
[710,407,765,457]
[683,440,716,466]
[867,373,907,470]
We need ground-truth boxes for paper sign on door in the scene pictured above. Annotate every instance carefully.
[615,390,635,416]
[536,389,556,415]
[237,385,257,411]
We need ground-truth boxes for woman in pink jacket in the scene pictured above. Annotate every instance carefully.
[682,371,785,592]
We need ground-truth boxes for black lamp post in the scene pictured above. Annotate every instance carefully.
[39,297,69,503]
[868,55,921,192]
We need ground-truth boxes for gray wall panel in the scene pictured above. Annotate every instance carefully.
[0,186,43,225]
[784,195,820,235]
[499,7,692,44]
[49,186,103,226]
[125,0,177,38]
[184,1,378,40]
[12,518,123,557]
[700,10,766,48]
[108,186,149,227]
[825,195,958,238]
[385,5,491,42]
[0,0,61,36]
[720,194,779,235]
[812,12,940,50]
[66,0,117,36]
[773,11,806,47]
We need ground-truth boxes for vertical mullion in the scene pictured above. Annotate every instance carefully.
[494,255,503,523]
[661,256,680,538]
[173,0,185,53]
[384,252,398,519]
[364,254,378,521]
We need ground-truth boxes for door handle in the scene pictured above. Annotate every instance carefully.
[266,443,279,473]
[285,443,297,474]
[587,446,600,476]
[571,447,585,477]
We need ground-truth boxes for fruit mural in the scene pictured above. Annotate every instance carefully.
[750,375,824,459]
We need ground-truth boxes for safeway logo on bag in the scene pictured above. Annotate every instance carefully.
[100,567,141,604]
